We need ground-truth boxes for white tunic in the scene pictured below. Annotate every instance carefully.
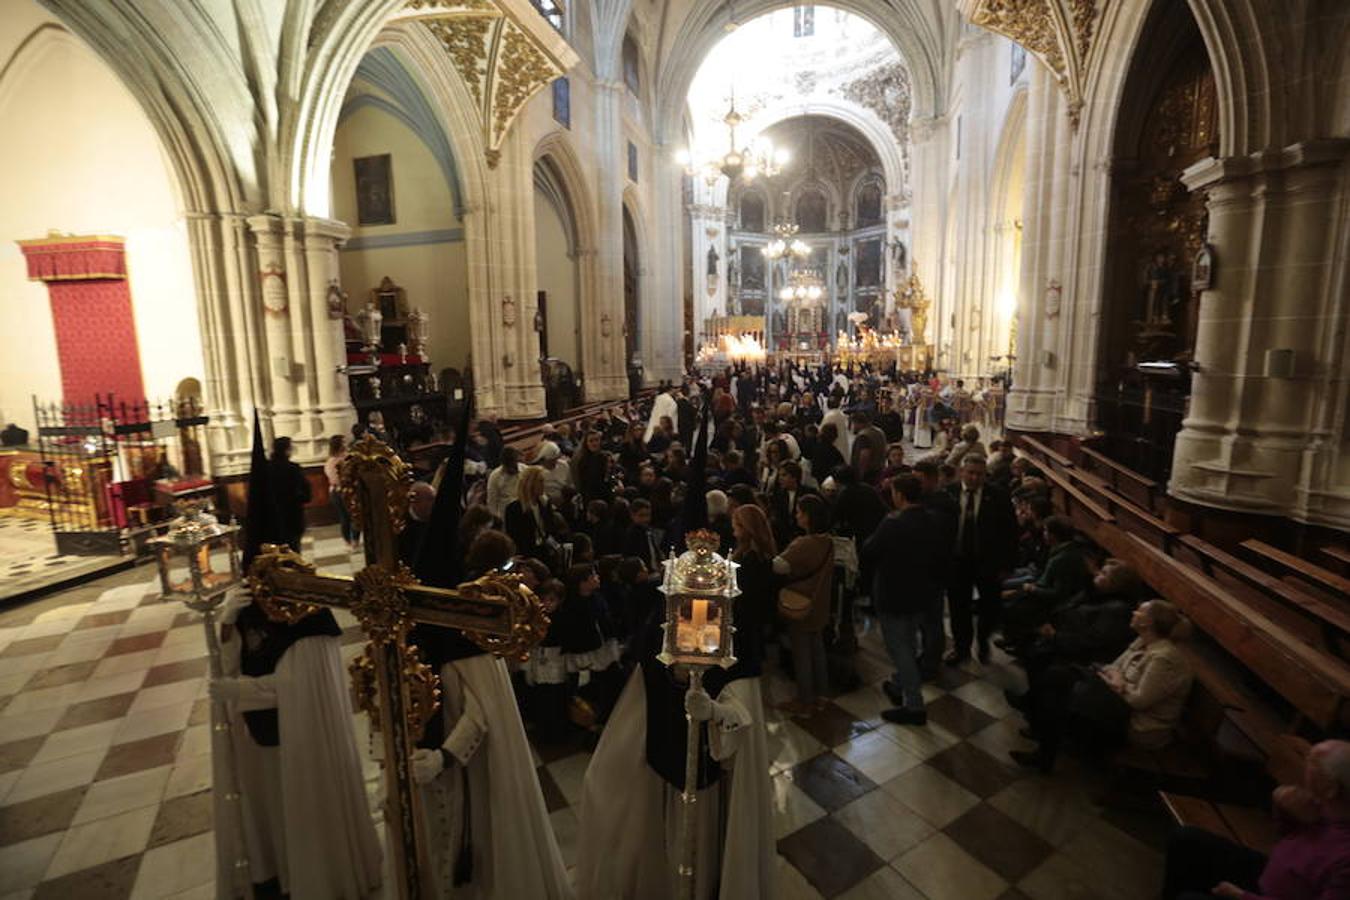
[420,654,573,900]
[575,671,776,900]
[646,392,680,443]
[219,613,383,900]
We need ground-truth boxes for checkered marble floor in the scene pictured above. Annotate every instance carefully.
[0,526,1169,900]
[0,516,129,604]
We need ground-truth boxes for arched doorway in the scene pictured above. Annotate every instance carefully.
[1096,1,1218,481]
[622,204,641,364]
[0,15,202,436]
[533,156,583,374]
[332,45,472,372]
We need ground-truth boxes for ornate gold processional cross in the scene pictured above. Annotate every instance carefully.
[246,436,548,900]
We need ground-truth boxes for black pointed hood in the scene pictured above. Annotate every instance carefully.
[242,411,284,570]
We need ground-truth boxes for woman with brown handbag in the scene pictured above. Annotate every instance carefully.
[773,494,834,715]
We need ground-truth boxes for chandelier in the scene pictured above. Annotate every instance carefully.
[762,221,810,261]
[779,267,825,303]
[677,88,788,187]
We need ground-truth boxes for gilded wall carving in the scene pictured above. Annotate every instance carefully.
[966,0,1100,127]
[398,0,574,167]
[491,22,556,144]
[425,19,491,108]
[836,62,912,186]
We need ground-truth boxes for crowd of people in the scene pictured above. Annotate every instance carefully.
[261,357,1347,898]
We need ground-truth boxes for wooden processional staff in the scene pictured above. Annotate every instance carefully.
[247,436,549,900]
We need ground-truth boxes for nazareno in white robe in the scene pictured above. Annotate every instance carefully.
[645,391,680,443]
[419,653,573,900]
[574,669,776,900]
[219,599,382,900]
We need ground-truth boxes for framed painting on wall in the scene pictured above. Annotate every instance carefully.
[354,154,395,225]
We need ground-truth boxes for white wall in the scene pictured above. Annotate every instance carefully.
[0,11,202,433]
[331,103,471,372]
[533,187,581,371]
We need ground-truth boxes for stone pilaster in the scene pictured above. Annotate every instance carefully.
[1170,141,1350,525]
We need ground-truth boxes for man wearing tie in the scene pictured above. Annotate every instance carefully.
[945,454,1017,664]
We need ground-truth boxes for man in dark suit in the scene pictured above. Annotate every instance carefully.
[914,460,958,676]
[860,475,942,725]
[945,453,1017,664]
[268,436,311,551]
[676,388,697,447]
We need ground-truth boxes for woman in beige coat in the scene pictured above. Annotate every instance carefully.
[772,494,834,715]
[1011,598,1194,772]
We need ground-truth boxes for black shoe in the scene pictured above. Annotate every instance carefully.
[1004,688,1029,711]
[882,682,906,706]
[882,707,928,727]
[992,637,1014,652]
[943,651,970,666]
[977,642,992,665]
[1017,726,1039,740]
[1009,748,1054,773]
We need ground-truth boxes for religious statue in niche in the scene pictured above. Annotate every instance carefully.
[1045,279,1062,319]
[835,257,849,292]
[706,246,719,297]
[502,295,517,327]
[371,277,407,320]
[1140,249,1184,328]
[890,238,907,274]
[354,154,395,226]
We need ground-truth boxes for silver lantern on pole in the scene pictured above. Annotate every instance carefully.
[657,529,740,900]
[148,502,253,899]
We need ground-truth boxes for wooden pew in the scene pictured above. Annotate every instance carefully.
[1160,735,1311,856]
[1024,458,1114,530]
[1106,533,1350,732]
[1062,465,1181,553]
[1322,545,1350,576]
[1016,434,1073,473]
[1175,535,1350,658]
[1079,445,1161,514]
[1240,539,1350,606]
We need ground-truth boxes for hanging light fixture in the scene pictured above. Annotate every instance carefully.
[676,87,788,187]
[778,267,825,303]
[763,221,811,261]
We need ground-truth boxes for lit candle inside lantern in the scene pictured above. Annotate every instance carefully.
[678,599,709,653]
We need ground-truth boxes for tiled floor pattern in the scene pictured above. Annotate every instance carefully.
[0,526,1169,899]
[0,516,129,603]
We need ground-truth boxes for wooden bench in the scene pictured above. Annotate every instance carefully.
[1022,457,1115,531]
[1240,539,1350,606]
[1160,793,1280,854]
[1080,445,1161,514]
[1177,535,1350,658]
[1159,735,1311,855]
[1322,545,1350,576]
[1062,465,1181,553]
[1016,434,1073,473]
[1110,533,1350,732]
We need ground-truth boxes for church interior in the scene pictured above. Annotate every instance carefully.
[1,0,1349,897]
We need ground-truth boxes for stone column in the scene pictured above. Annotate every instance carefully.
[1170,140,1350,524]
[246,215,305,447]
[908,114,950,354]
[644,145,687,385]
[1007,65,1067,431]
[184,211,263,473]
[688,202,727,338]
[298,217,355,453]
[589,80,633,398]
[488,129,547,418]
